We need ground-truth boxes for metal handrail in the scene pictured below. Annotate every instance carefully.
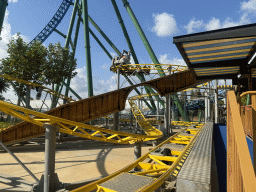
[240,91,256,98]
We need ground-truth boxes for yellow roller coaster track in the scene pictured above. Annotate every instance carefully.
[0,69,205,146]
[0,74,74,103]
[0,69,206,191]
[0,100,162,144]
[71,123,204,192]
[110,64,187,74]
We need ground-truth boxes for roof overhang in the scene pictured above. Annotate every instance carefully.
[173,23,256,79]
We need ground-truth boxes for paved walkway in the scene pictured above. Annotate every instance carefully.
[0,140,152,191]
[0,126,183,191]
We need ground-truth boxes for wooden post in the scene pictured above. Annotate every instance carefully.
[251,95,256,174]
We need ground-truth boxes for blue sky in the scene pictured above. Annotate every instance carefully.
[1,0,256,102]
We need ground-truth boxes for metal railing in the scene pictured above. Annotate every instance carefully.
[227,90,256,191]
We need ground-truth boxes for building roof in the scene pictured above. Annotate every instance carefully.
[173,23,256,79]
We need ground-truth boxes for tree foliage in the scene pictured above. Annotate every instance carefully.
[0,78,9,101]
[43,42,77,85]
[0,33,77,98]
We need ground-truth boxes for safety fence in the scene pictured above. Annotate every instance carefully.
[240,105,253,138]
[227,91,256,192]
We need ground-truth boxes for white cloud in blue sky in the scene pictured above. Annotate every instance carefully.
[151,13,178,37]
[184,18,204,34]
[159,54,185,66]
[8,0,18,3]
[241,0,256,13]
[184,0,252,33]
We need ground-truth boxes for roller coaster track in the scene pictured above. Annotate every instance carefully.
[0,69,203,145]
[110,64,187,75]
[71,123,204,192]
[28,0,73,45]
[0,74,74,103]
[0,100,162,144]
[128,97,158,135]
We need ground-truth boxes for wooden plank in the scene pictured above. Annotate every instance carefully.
[102,95,109,114]
[90,98,97,119]
[61,105,70,120]
[83,100,90,121]
[4,129,16,143]
[69,103,77,121]
[113,92,119,110]
[108,93,114,112]
[95,97,103,117]
[16,123,24,140]
[76,101,83,122]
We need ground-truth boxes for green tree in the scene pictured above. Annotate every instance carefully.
[1,33,47,101]
[0,76,9,101]
[1,34,77,108]
[43,42,77,88]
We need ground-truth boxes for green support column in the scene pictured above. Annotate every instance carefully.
[82,0,93,97]
[76,4,157,110]
[62,81,82,100]
[122,0,164,74]
[52,0,79,107]
[122,0,190,121]
[63,0,79,103]
[0,0,8,36]
[89,28,112,60]
[76,8,154,110]
[111,0,163,109]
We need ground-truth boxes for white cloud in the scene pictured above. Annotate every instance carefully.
[205,17,221,31]
[8,0,18,3]
[184,18,204,34]
[0,9,11,59]
[69,66,124,99]
[151,13,178,37]
[184,1,252,34]
[204,15,250,31]
[0,9,30,61]
[110,52,117,58]
[159,54,186,66]
[146,54,186,76]
[241,0,256,13]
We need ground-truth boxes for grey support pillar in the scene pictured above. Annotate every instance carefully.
[105,117,109,128]
[171,69,175,121]
[204,92,207,123]
[224,79,227,107]
[184,91,187,122]
[168,67,172,134]
[43,123,61,192]
[134,141,142,171]
[113,67,120,131]
[215,80,219,124]
[164,96,170,137]
[130,108,133,128]
[134,142,142,160]
[135,99,139,129]
[207,83,211,120]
